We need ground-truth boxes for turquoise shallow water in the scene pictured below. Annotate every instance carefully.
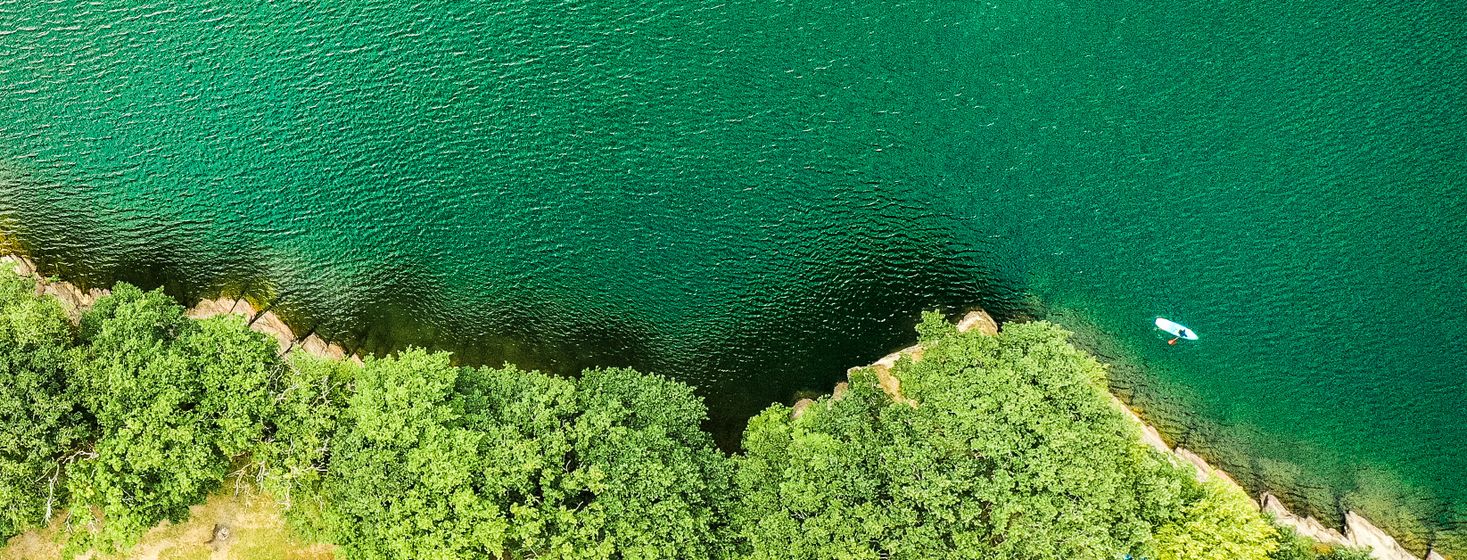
[1,0,1464,551]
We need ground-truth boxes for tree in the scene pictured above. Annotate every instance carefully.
[318,349,495,559]
[562,367,735,558]
[0,271,85,540]
[254,352,358,538]
[320,350,734,560]
[1153,478,1279,560]
[4,268,1331,560]
[733,317,1191,560]
[64,284,278,551]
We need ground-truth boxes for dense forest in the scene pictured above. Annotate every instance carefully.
[0,269,1371,559]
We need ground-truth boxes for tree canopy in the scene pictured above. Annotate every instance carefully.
[317,351,735,560]
[0,267,1368,559]
[64,283,278,550]
[0,273,85,539]
[734,318,1193,560]
[253,352,358,536]
[1153,478,1279,560]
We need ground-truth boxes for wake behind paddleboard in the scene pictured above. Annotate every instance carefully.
[1155,317,1199,340]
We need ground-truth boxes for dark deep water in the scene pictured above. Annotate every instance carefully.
[1,0,1464,551]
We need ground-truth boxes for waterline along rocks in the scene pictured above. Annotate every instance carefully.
[800,308,1442,560]
[1,250,1447,559]
[1,253,356,364]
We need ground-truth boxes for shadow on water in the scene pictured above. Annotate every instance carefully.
[0,167,270,302]
[3,169,658,378]
[678,219,1029,448]
[4,166,1028,450]
[10,168,1460,549]
[272,259,658,377]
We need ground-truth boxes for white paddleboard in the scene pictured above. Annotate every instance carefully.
[1155,317,1199,340]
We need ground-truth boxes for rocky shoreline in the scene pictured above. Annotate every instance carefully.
[799,309,1443,560]
[0,252,1444,560]
[1,253,358,364]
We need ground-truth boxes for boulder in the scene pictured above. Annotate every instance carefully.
[209,523,231,545]
[248,311,296,355]
[296,334,347,360]
[1347,510,1421,560]
[1261,492,1349,546]
[955,309,999,336]
[853,344,921,406]
[8,254,36,277]
[791,398,814,420]
[831,381,849,401]
[187,297,234,319]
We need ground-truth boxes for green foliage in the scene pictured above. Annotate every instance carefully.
[1,274,1366,560]
[320,351,734,560]
[914,310,956,343]
[1269,526,1373,560]
[565,367,735,557]
[314,349,473,559]
[254,353,358,537]
[1321,548,1375,560]
[0,271,84,539]
[733,377,906,559]
[64,284,279,551]
[1153,479,1278,560]
[733,320,1191,560]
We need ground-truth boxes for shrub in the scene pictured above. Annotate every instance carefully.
[1269,526,1374,560]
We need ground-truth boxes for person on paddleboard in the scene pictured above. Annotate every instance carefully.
[1155,317,1197,345]
[1168,328,1191,345]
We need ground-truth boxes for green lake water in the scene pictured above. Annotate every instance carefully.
[1,0,1463,551]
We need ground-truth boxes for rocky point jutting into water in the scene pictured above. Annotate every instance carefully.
[794,307,1444,560]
